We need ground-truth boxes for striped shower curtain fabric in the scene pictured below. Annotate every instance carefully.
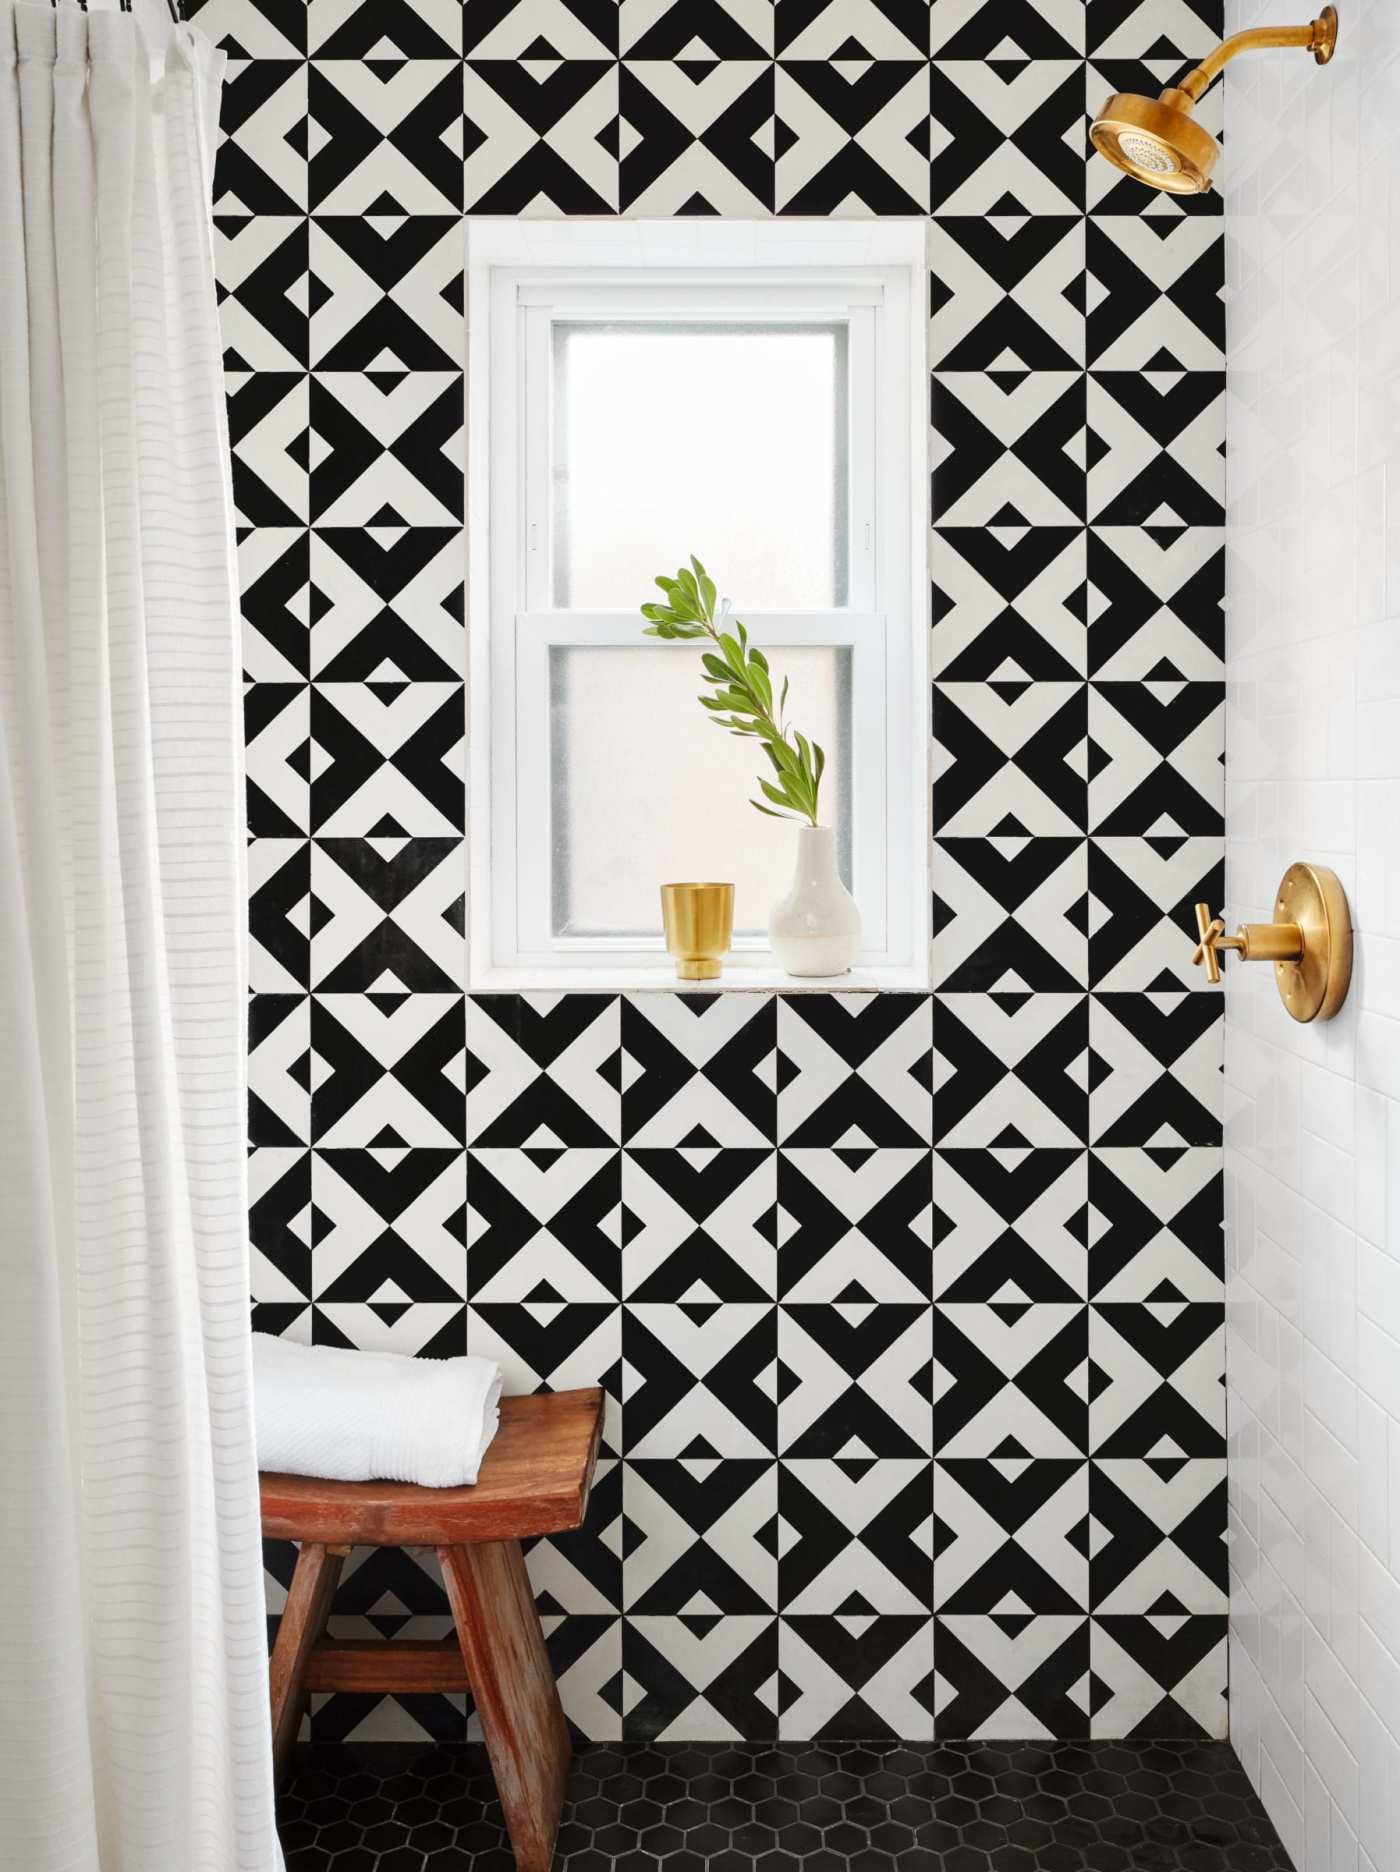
[0,4,281,1866]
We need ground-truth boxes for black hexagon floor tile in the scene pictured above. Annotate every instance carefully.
[279,1739,1295,1872]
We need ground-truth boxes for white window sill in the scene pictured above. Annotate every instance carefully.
[468,962,930,994]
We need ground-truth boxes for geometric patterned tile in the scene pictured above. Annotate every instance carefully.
[777,1148,933,1301]
[932,994,1089,1147]
[245,678,310,835]
[1088,1304,1224,1456]
[467,1300,623,1456]
[1090,1614,1228,1739]
[776,995,933,1146]
[930,525,1087,680]
[528,1455,623,1618]
[934,1457,1089,1613]
[927,221,1085,373]
[624,1149,777,1300]
[249,1146,313,1304]
[779,1459,934,1614]
[928,61,1085,215]
[467,1148,623,1300]
[777,1304,932,1457]
[622,996,776,1147]
[623,1459,778,1613]
[550,1613,624,1742]
[933,1301,1087,1458]
[933,1613,1089,1740]
[932,374,1086,528]
[1089,1458,1228,1612]
[313,1146,466,1303]
[623,1616,776,1742]
[775,62,931,215]
[624,1304,776,1458]
[1087,681,1223,837]
[933,836,1087,993]
[619,63,775,215]
[310,837,465,992]
[249,992,311,1145]
[309,216,463,371]
[310,62,466,214]
[250,838,312,991]
[779,1616,935,1741]
[1087,527,1224,678]
[1085,217,1224,368]
[310,993,466,1146]
[239,527,311,682]
[1088,991,1221,1147]
[308,526,464,684]
[308,681,465,835]
[933,1146,1088,1301]
[465,60,619,215]
[932,684,1087,837]
[467,995,621,1146]
[1087,1147,1222,1297]
[1087,837,1222,989]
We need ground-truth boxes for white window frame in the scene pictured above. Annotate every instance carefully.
[467,219,929,990]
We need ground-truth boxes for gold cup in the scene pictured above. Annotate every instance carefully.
[660,882,734,982]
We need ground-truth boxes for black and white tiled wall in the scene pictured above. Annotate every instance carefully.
[197,0,1227,1745]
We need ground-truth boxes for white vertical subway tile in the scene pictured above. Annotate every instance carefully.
[1357,1391,1390,1563]
[1229,0,1400,1837]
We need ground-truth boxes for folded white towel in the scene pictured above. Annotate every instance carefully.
[252,1334,503,1488]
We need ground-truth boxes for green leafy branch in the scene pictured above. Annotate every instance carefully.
[640,555,824,827]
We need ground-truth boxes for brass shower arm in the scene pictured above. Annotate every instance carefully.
[1171,13,1338,105]
[1090,7,1339,195]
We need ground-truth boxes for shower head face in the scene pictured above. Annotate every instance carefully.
[1090,92,1219,194]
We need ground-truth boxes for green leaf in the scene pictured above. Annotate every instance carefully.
[718,633,747,678]
[701,653,731,683]
[780,673,789,714]
[752,800,800,819]
[691,556,717,620]
[814,742,826,786]
[750,649,768,673]
[759,777,796,809]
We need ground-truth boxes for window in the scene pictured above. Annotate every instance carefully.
[467,220,928,986]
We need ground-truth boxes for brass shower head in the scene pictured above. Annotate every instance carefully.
[1089,7,1338,194]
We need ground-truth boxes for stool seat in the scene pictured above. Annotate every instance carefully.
[259,1387,604,1546]
[262,1385,605,1872]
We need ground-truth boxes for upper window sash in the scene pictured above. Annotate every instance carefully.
[511,275,884,616]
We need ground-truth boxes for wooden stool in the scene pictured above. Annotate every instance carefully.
[261,1386,604,1872]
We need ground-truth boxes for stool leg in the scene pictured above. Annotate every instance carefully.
[268,1541,345,1786]
[440,1541,571,1872]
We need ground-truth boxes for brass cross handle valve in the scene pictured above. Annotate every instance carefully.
[1189,862,1352,1022]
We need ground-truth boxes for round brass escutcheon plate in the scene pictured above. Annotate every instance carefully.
[1273,861,1351,1022]
[1313,5,1339,65]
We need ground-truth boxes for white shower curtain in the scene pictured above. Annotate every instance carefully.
[0,4,281,1867]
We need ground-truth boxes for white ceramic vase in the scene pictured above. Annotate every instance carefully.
[768,824,861,977]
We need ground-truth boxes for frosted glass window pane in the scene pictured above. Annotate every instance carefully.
[552,323,847,610]
[550,645,852,939]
